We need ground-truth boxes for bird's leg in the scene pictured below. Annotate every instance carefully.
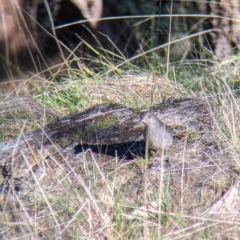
[164,158,171,168]
[150,149,157,157]
[149,150,172,169]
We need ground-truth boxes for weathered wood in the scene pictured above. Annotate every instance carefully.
[0,97,213,184]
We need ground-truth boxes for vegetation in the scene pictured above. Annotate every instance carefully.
[1,4,240,239]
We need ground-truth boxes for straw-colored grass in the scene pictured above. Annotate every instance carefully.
[1,2,240,239]
[1,57,240,239]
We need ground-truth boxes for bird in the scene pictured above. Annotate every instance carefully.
[140,111,173,153]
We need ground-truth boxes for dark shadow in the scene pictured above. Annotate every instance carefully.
[74,141,145,160]
[45,0,139,70]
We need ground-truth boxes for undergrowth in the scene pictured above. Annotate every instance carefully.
[1,3,240,240]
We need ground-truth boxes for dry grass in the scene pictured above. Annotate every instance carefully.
[1,1,240,239]
[1,61,240,239]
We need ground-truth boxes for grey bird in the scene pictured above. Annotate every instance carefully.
[140,111,173,153]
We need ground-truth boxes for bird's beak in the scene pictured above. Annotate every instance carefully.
[140,118,146,124]
[140,112,149,124]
